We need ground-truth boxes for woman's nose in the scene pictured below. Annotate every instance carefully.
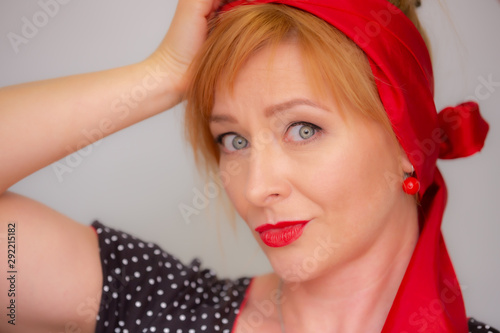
[244,144,292,207]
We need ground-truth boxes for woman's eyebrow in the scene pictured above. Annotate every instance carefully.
[210,98,329,124]
[264,98,329,118]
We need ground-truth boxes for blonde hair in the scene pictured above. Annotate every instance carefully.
[184,1,429,174]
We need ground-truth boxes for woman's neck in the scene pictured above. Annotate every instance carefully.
[276,205,419,333]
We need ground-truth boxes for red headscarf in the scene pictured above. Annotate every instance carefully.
[221,0,490,332]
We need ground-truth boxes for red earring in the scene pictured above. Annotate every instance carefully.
[403,176,420,195]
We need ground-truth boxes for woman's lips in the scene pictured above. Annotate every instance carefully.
[255,221,310,247]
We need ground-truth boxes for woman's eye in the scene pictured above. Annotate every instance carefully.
[218,133,248,152]
[286,122,320,142]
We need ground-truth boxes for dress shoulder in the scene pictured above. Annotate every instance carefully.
[91,221,253,333]
[468,318,499,333]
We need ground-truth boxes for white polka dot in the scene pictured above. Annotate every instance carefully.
[201,313,208,319]
[122,259,128,265]
[150,327,156,332]
[135,301,141,307]
[112,292,118,299]
[118,321,124,326]
[146,266,153,272]
[160,302,167,308]
[126,294,132,300]
[136,319,141,325]
[104,238,111,244]
[143,254,149,260]
[110,253,116,260]
[201,325,207,331]
[149,278,155,285]
[166,314,172,321]
[171,283,178,289]
[147,310,153,317]
[103,285,109,292]
[111,235,118,241]
[157,289,164,296]
[179,314,186,321]
[128,243,134,249]
[131,256,138,263]
[117,245,124,251]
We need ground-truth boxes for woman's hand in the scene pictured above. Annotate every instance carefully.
[147,0,222,94]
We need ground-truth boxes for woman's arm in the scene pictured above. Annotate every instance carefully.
[0,1,220,332]
[0,0,220,195]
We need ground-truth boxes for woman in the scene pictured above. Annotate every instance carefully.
[0,0,497,332]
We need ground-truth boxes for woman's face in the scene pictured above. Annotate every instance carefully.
[209,42,413,281]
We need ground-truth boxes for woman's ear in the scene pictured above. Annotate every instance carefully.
[398,148,414,174]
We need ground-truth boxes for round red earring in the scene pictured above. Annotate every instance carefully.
[403,177,420,195]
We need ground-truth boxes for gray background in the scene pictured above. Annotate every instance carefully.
[1,0,499,328]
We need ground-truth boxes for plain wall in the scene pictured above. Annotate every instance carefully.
[1,0,499,328]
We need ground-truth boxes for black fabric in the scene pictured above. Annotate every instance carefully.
[468,318,500,333]
[92,221,252,333]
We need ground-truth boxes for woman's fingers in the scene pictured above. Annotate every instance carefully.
[148,0,222,92]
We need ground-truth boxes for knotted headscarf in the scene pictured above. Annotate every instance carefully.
[221,0,489,332]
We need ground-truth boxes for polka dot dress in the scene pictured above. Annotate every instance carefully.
[92,221,253,333]
[469,318,500,333]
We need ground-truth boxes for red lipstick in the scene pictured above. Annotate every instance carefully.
[255,221,310,248]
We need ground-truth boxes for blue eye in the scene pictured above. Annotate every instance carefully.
[218,133,248,152]
[286,122,320,142]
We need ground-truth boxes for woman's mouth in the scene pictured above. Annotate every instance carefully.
[255,220,310,247]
